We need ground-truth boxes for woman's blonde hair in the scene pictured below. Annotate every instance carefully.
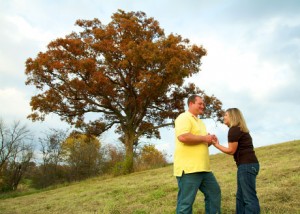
[226,108,249,133]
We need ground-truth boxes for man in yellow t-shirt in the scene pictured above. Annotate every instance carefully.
[174,95,221,214]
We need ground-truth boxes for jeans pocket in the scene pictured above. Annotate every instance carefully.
[249,166,258,175]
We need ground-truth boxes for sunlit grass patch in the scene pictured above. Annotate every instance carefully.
[0,140,299,213]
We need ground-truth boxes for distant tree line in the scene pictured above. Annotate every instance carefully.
[0,119,168,192]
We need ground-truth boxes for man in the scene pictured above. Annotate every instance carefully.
[174,94,221,214]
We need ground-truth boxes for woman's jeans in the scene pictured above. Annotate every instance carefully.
[176,172,221,214]
[236,163,260,214]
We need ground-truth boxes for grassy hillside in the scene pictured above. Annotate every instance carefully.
[0,140,299,213]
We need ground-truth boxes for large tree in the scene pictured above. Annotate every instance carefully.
[25,10,224,173]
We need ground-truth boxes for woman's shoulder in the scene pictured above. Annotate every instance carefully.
[229,126,250,137]
[229,126,240,132]
[229,126,241,131]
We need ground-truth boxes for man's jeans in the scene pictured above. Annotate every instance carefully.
[176,172,221,214]
[236,163,260,214]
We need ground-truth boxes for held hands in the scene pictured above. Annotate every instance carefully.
[211,135,219,146]
[206,134,218,146]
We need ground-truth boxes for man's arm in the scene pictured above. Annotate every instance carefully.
[178,133,214,145]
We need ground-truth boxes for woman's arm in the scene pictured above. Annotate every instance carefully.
[213,139,238,155]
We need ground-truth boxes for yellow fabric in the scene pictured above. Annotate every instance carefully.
[173,111,211,176]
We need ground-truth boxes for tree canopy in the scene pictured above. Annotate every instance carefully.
[25,10,224,173]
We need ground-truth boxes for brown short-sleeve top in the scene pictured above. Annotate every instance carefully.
[228,126,259,166]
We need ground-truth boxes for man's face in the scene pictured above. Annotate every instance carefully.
[190,97,205,116]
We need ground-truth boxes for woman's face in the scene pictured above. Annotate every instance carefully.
[224,111,230,126]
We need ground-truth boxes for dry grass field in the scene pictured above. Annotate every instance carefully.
[0,140,299,213]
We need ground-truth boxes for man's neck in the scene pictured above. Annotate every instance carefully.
[188,110,198,117]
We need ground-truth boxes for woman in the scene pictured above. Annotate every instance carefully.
[213,108,260,214]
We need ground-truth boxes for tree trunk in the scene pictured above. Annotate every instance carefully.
[122,132,135,174]
[124,143,134,174]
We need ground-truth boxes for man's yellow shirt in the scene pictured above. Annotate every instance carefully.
[173,111,211,177]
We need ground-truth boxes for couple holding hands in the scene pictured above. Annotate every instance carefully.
[174,95,260,214]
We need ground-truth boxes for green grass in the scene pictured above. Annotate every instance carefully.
[0,140,299,213]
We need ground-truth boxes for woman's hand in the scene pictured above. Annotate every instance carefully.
[212,137,219,146]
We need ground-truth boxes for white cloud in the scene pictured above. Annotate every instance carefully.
[4,15,53,44]
[0,88,30,120]
[0,14,56,79]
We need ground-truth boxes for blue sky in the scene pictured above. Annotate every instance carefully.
[1,0,300,160]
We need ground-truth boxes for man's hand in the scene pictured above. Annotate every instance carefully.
[207,134,218,146]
